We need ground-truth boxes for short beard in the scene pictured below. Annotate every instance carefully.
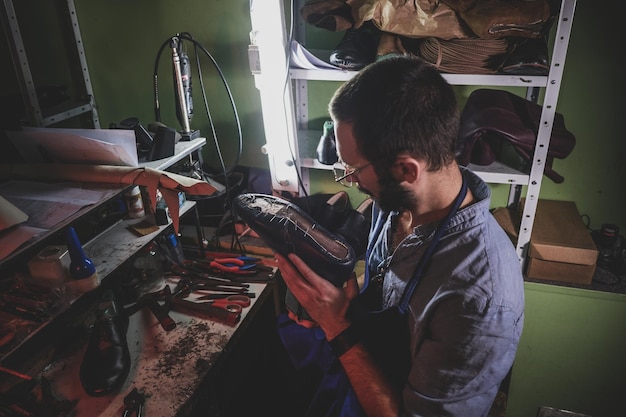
[375,173,417,213]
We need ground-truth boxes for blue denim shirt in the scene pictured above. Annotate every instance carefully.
[367,168,525,417]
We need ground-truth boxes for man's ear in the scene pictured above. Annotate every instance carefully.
[392,157,421,184]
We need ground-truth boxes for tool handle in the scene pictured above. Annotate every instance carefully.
[145,298,176,331]
[170,297,240,326]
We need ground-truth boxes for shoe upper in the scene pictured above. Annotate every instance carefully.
[330,21,380,70]
[80,290,131,397]
[233,193,356,287]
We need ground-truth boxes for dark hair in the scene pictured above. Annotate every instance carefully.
[328,56,459,171]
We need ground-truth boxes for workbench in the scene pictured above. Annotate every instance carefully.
[0,137,294,416]
[40,280,278,417]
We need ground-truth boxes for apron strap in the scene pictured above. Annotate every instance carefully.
[399,174,468,311]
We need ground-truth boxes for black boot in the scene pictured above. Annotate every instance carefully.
[233,193,356,323]
[330,21,380,70]
[80,289,131,397]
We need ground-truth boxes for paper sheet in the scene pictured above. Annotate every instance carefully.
[5,127,138,167]
[0,195,28,232]
[0,164,219,236]
[0,180,113,260]
[290,41,341,70]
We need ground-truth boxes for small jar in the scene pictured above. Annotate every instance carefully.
[124,186,145,218]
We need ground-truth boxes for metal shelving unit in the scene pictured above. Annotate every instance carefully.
[250,0,576,264]
[1,0,99,127]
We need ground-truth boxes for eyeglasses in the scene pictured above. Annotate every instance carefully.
[333,161,373,187]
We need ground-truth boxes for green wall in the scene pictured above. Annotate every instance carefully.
[72,0,267,172]
[507,283,626,417]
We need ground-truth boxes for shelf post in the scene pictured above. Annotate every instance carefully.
[515,0,577,264]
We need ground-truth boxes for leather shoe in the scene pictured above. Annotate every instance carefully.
[334,198,373,259]
[330,21,380,70]
[80,289,131,397]
[233,193,356,322]
[500,37,549,75]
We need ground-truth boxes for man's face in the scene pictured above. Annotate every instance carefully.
[335,121,416,212]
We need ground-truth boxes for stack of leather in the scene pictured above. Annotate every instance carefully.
[301,0,554,75]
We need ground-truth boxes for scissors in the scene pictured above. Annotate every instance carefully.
[204,294,251,313]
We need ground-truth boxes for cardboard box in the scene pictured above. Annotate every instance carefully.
[525,199,598,284]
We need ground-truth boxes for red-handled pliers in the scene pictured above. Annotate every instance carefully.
[207,257,258,274]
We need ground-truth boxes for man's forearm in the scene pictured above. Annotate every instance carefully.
[338,343,402,417]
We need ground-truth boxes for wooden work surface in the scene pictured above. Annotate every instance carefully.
[41,280,276,417]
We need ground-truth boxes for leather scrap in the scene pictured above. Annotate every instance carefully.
[0,164,219,232]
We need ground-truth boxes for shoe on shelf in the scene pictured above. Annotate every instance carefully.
[335,198,373,258]
[330,20,381,70]
[499,37,549,75]
[233,193,356,323]
[80,289,131,397]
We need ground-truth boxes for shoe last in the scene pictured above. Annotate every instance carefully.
[233,193,356,322]
[80,289,131,397]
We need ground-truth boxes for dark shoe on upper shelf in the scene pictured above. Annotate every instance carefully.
[499,37,549,75]
[80,289,131,397]
[330,20,381,70]
[232,193,356,322]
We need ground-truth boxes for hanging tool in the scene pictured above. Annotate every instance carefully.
[171,36,193,135]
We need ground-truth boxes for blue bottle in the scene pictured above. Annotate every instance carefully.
[65,226,99,296]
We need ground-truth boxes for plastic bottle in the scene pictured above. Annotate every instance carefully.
[124,186,145,218]
[65,226,99,296]
[316,120,338,165]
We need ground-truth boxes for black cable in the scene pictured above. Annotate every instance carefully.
[152,32,246,255]
[177,32,246,255]
[152,38,172,122]
[152,33,243,175]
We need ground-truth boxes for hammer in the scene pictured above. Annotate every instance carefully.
[125,286,176,331]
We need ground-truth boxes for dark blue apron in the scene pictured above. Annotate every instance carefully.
[277,177,468,417]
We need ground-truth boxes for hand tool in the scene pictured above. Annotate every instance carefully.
[142,289,176,332]
[196,292,256,300]
[170,297,241,326]
[168,277,250,299]
[122,387,145,417]
[0,365,32,380]
[169,261,253,282]
[180,258,258,276]
[124,286,176,331]
[207,257,258,274]
[205,294,251,311]
[192,253,277,276]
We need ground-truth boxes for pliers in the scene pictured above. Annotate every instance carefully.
[179,257,258,275]
[207,257,259,274]
[169,276,250,298]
